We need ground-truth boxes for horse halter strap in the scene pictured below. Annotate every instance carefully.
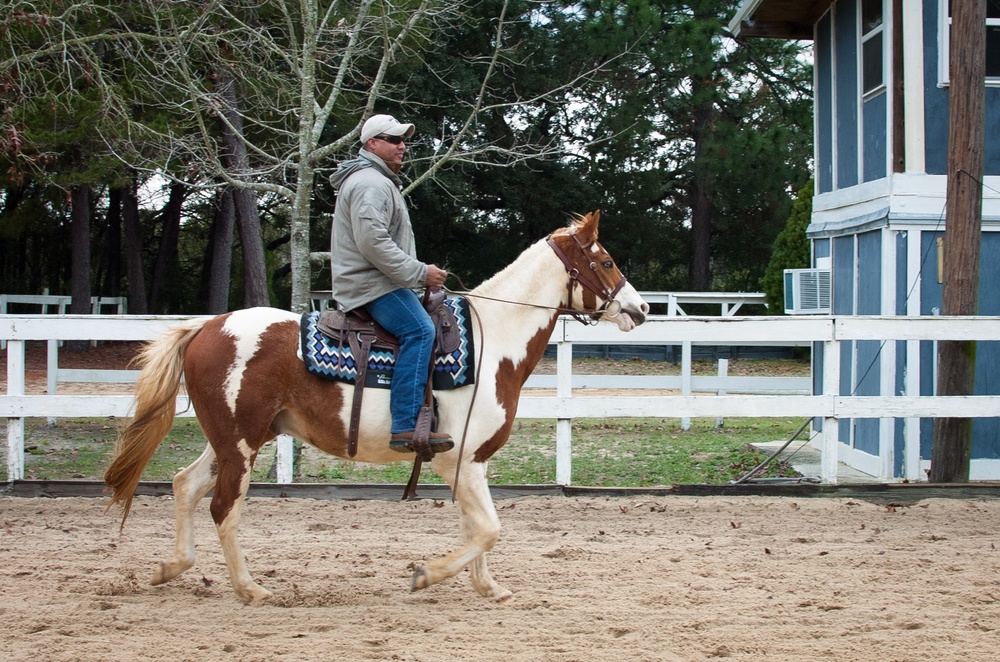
[546,234,627,324]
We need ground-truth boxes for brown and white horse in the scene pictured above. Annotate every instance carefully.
[104,210,649,603]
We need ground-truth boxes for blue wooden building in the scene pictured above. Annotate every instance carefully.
[731,0,1000,480]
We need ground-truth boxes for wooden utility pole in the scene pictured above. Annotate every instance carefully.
[930,1,986,482]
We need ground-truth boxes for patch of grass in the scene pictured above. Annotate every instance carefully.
[2,418,210,482]
[489,418,801,486]
[3,416,803,486]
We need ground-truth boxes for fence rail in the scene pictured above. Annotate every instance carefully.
[4,313,1000,486]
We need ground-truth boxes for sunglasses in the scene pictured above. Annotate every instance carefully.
[373,134,406,145]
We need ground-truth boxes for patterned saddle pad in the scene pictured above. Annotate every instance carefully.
[300,297,475,390]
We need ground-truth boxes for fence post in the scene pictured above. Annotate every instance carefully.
[46,340,58,426]
[275,435,294,483]
[821,335,841,483]
[715,358,728,429]
[681,341,692,431]
[555,339,573,485]
[6,339,26,482]
[904,338,922,480]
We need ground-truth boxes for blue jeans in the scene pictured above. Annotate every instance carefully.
[364,288,435,433]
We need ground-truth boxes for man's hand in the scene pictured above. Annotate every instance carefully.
[425,264,448,288]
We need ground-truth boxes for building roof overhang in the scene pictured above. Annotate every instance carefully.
[728,0,834,40]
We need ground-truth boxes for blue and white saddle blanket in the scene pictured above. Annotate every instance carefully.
[300,297,475,390]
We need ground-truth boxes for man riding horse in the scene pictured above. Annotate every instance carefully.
[328,114,453,455]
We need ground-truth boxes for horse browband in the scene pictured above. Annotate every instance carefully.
[546,234,627,323]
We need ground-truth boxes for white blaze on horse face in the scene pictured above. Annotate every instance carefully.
[221,309,297,415]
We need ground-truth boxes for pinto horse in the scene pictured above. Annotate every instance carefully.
[104,210,649,603]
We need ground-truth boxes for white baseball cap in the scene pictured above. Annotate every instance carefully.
[360,114,415,143]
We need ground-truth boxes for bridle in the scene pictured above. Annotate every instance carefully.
[546,233,627,325]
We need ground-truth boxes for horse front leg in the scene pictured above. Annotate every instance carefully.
[151,444,217,586]
[413,459,512,602]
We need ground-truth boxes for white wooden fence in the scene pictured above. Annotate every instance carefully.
[0,294,128,349]
[3,314,1000,486]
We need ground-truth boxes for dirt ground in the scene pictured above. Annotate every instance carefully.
[1,492,998,661]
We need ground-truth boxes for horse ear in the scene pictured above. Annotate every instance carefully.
[575,210,600,244]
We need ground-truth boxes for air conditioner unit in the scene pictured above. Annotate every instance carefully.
[783,268,831,314]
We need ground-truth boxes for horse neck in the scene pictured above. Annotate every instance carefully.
[468,238,569,369]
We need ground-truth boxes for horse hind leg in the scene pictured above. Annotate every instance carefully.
[211,439,272,603]
[151,444,217,586]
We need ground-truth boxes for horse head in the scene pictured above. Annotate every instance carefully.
[547,210,649,331]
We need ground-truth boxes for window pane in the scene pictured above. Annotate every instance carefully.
[988,26,1000,76]
[863,32,884,93]
[862,0,883,34]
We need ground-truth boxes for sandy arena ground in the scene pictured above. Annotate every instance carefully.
[1,492,998,661]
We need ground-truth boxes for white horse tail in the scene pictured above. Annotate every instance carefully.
[104,317,211,530]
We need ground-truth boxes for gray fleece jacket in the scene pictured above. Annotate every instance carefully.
[328,149,428,311]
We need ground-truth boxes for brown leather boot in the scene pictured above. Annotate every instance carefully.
[389,430,454,454]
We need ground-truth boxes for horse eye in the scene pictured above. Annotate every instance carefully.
[602,260,613,269]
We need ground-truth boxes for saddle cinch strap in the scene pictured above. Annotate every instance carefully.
[315,290,461,458]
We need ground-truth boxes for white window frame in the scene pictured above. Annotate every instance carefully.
[861,0,887,100]
[938,0,1000,87]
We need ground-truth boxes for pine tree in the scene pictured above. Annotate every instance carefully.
[761,180,814,314]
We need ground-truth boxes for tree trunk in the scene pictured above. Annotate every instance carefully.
[931,0,986,482]
[232,189,269,308]
[215,67,269,309]
[207,187,235,314]
[68,185,92,353]
[289,160,316,314]
[121,179,149,315]
[104,186,123,297]
[148,182,186,313]
[689,97,714,291]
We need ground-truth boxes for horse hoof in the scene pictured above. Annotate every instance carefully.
[410,566,429,592]
[237,585,273,604]
[151,561,181,586]
[494,589,514,603]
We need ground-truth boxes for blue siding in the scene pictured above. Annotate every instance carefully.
[857,230,882,314]
[854,231,881,455]
[835,0,859,188]
[833,236,855,315]
[839,342,853,443]
[923,0,1000,175]
[919,231,943,459]
[972,234,1000,458]
[918,231,1000,460]
[854,338,881,455]
[817,13,835,194]
[833,235,855,443]
[814,238,831,262]
[923,0,947,174]
[863,93,887,181]
[991,92,1000,174]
